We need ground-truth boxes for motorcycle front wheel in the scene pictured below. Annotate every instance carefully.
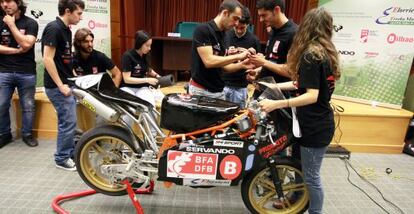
[75,124,142,196]
[241,158,309,214]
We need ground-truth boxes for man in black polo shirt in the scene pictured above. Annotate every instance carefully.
[73,28,122,87]
[249,0,298,85]
[189,0,253,99]
[42,0,84,171]
[0,0,38,148]
[222,6,260,108]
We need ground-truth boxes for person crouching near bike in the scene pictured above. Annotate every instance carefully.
[259,8,341,214]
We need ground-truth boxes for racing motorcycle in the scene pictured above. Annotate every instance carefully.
[71,73,309,214]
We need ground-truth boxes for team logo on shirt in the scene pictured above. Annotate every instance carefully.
[19,29,26,34]
[63,42,72,64]
[272,40,280,53]
[1,30,11,46]
[133,64,144,76]
[75,67,84,76]
[213,43,221,56]
[92,67,98,74]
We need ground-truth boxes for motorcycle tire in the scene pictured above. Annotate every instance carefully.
[75,124,142,196]
[241,158,309,214]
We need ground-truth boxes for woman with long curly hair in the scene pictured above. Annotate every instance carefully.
[259,7,340,214]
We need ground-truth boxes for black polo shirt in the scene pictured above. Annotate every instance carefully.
[296,53,335,148]
[259,20,298,83]
[121,49,150,88]
[73,50,115,76]
[222,29,261,88]
[190,20,226,93]
[0,15,38,73]
[42,17,73,88]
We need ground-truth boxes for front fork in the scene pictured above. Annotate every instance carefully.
[267,156,285,200]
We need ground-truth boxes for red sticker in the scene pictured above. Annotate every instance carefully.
[219,155,242,180]
[167,151,218,179]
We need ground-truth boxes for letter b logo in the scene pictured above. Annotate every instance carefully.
[220,155,242,180]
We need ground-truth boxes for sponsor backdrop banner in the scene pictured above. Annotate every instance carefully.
[25,0,111,86]
[319,0,414,108]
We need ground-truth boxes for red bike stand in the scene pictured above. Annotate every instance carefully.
[51,180,155,214]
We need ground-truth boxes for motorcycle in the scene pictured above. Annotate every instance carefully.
[71,73,309,214]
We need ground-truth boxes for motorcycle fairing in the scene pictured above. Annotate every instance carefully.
[157,139,252,186]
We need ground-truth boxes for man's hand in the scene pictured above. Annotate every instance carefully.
[3,15,16,27]
[249,54,267,67]
[246,69,257,82]
[247,47,256,55]
[236,50,251,61]
[246,67,261,82]
[58,84,72,96]
[241,58,255,70]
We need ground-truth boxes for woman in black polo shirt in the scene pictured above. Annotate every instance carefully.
[120,30,160,107]
[259,8,340,214]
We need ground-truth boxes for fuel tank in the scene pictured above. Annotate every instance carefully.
[160,94,239,133]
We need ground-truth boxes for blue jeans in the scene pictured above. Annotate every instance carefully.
[188,84,225,100]
[0,72,36,136]
[300,146,328,214]
[223,86,247,108]
[45,87,77,164]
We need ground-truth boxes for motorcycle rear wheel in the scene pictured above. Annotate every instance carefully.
[241,158,309,214]
[75,125,141,196]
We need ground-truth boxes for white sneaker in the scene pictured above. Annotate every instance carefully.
[55,158,77,171]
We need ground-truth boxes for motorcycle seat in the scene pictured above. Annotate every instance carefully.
[96,73,154,109]
[70,73,154,108]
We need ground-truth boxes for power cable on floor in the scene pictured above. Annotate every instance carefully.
[341,158,405,214]
[331,103,344,146]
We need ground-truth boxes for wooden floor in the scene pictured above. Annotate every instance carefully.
[12,83,413,154]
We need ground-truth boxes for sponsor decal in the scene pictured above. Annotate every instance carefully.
[245,154,254,171]
[88,20,108,30]
[183,179,231,186]
[167,151,218,179]
[85,2,109,14]
[259,135,288,158]
[213,139,244,148]
[219,155,242,180]
[360,29,369,43]
[338,50,355,56]
[30,10,43,19]
[364,52,379,58]
[185,146,235,154]
[333,25,343,33]
[387,54,407,61]
[81,99,96,112]
[376,7,414,25]
[387,33,414,44]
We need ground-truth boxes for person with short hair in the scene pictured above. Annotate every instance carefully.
[73,28,122,87]
[0,0,38,148]
[42,0,84,171]
[189,0,253,99]
[259,8,341,213]
[248,0,298,85]
[222,6,260,108]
